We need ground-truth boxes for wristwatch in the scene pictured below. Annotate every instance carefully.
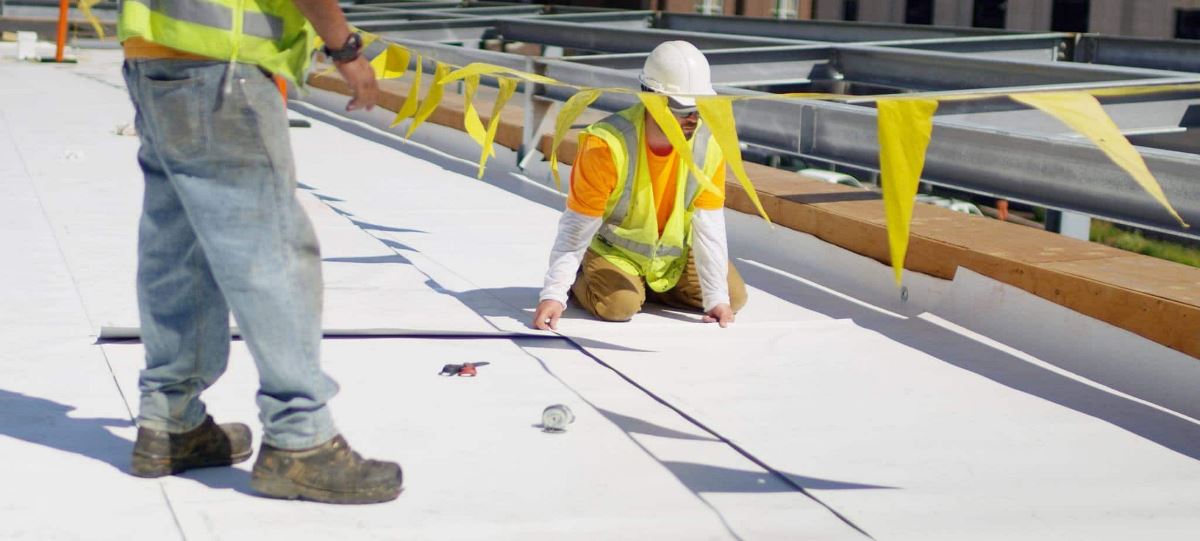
[323,31,363,64]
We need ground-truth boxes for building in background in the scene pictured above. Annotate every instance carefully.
[549,1,812,18]
[649,0,814,18]
[594,0,1198,39]
[808,0,1200,39]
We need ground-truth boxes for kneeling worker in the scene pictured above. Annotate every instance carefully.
[532,41,747,331]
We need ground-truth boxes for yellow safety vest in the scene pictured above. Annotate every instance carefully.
[118,0,314,84]
[583,104,724,292]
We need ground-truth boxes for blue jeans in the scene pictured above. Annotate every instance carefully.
[123,59,338,450]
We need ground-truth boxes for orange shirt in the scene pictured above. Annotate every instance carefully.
[122,37,210,60]
[567,134,726,234]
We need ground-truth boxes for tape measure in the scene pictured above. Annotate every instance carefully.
[541,404,575,433]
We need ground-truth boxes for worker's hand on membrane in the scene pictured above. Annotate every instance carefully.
[703,303,734,328]
[532,299,565,331]
[337,56,378,112]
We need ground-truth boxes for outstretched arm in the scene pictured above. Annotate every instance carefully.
[533,210,602,330]
[692,208,733,327]
[533,135,617,330]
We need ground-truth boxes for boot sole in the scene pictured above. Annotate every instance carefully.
[131,449,253,478]
[250,473,402,504]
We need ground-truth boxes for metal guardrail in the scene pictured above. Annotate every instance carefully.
[866,34,1071,62]
[360,18,501,43]
[1076,35,1200,74]
[494,18,812,52]
[656,12,1023,41]
[336,3,1200,240]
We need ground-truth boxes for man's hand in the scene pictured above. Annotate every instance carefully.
[291,0,375,111]
[532,300,565,331]
[336,56,378,112]
[702,303,735,328]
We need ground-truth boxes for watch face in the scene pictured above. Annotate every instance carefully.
[327,32,362,62]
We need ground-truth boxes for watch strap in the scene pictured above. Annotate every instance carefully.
[323,32,362,63]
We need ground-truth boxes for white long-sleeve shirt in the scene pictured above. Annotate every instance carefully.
[538,208,730,312]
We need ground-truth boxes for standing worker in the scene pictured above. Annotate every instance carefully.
[119,0,402,503]
[532,41,748,331]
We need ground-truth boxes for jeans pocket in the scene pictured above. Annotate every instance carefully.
[144,74,208,163]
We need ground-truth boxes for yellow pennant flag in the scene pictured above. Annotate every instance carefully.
[406,62,450,139]
[1011,92,1188,228]
[1085,82,1200,99]
[360,31,380,49]
[390,55,423,128]
[550,89,602,192]
[878,98,939,286]
[639,94,720,199]
[463,74,490,154]
[370,43,410,80]
[476,77,519,179]
[440,63,560,87]
[696,96,770,223]
[78,0,106,39]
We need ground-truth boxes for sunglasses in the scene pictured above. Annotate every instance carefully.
[669,106,699,119]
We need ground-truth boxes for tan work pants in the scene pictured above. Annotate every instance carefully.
[571,250,748,322]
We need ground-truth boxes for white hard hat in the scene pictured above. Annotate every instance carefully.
[638,41,715,108]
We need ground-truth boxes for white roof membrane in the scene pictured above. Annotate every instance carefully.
[2,49,1198,540]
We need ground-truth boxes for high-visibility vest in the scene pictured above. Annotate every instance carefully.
[118,0,314,84]
[583,104,724,293]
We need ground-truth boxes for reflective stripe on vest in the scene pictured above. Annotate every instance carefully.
[119,0,314,84]
[125,0,284,41]
[681,127,710,211]
[597,225,685,258]
[602,113,638,224]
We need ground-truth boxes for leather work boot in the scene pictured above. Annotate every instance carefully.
[131,415,253,478]
[250,435,403,504]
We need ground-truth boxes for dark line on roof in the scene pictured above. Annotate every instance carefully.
[558,336,877,539]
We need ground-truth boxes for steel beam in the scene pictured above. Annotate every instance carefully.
[537,59,642,112]
[346,11,472,22]
[657,12,1021,42]
[539,59,1200,237]
[868,33,1070,62]
[492,18,810,53]
[932,90,1200,136]
[831,46,1183,92]
[389,38,529,72]
[352,1,523,7]
[564,46,832,87]
[347,2,466,9]
[420,6,547,17]
[358,19,498,43]
[358,27,1200,239]
[538,10,655,21]
[781,101,1200,239]
[565,45,1176,93]
[536,10,655,26]
[1077,36,1200,74]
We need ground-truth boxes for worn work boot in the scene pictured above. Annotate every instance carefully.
[131,415,253,478]
[250,435,403,504]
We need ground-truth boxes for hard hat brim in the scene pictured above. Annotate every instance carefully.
[638,73,715,108]
[666,95,700,108]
